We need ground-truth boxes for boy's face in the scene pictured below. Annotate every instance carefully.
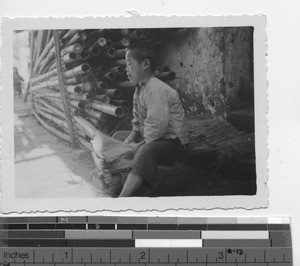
[125,50,147,84]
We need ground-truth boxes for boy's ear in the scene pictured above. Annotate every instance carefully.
[142,59,151,70]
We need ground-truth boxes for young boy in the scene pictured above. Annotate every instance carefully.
[118,41,189,197]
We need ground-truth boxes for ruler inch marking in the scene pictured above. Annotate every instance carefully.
[71,247,73,263]
[271,237,273,247]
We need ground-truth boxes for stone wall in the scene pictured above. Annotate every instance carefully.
[159,27,254,118]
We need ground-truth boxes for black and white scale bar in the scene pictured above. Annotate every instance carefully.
[0,217,291,231]
[0,230,291,248]
[0,223,291,231]
[0,239,284,248]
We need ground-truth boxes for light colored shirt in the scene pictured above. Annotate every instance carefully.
[132,76,189,145]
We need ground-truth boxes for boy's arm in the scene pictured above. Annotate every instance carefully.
[143,88,169,142]
[125,89,140,145]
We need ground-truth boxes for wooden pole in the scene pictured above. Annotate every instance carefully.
[32,109,71,143]
[29,31,35,74]
[23,31,35,102]
[33,30,43,70]
[33,36,54,75]
[53,30,77,148]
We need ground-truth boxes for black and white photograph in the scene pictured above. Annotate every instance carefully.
[1,16,267,212]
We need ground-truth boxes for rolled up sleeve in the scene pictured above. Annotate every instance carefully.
[144,89,169,142]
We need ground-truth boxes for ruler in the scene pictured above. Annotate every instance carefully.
[0,216,293,265]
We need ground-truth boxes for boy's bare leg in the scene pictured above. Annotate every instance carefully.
[118,169,143,197]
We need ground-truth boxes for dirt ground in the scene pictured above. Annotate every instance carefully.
[14,98,105,198]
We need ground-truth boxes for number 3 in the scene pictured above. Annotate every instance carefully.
[218,252,224,259]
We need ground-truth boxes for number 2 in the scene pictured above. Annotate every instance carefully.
[140,251,146,260]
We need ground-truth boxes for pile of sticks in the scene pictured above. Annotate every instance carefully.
[27,28,177,149]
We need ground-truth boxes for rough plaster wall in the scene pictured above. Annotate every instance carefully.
[160,27,253,117]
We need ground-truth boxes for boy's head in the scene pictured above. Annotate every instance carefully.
[125,41,158,84]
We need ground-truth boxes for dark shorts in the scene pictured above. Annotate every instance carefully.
[131,138,185,184]
[112,130,186,184]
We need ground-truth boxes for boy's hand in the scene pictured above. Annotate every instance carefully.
[123,139,146,159]
[123,143,140,159]
[124,137,134,146]
[124,131,137,146]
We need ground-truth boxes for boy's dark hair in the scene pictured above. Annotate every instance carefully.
[126,41,159,72]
